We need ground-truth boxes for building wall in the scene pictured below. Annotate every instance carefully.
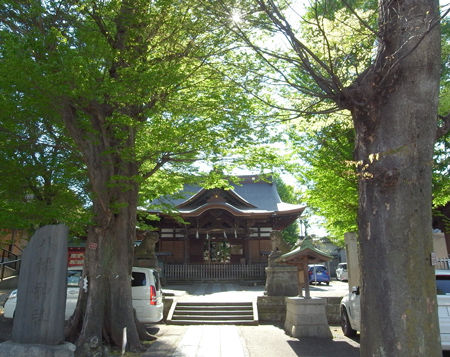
[0,229,28,255]
[159,240,185,264]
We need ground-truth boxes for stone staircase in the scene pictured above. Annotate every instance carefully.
[167,301,258,325]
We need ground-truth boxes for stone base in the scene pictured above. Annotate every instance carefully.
[0,341,75,357]
[134,257,158,269]
[264,266,298,296]
[257,296,286,323]
[284,297,332,339]
[324,297,342,325]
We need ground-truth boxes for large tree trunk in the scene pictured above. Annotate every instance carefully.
[73,190,142,356]
[349,0,441,355]
[63,106,144,356]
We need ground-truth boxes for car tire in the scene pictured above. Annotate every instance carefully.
[341,308,357,337]
[325,282,329,286]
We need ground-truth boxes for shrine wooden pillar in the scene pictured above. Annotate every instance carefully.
[183,227,190,264]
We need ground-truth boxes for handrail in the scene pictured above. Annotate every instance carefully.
[0,246,21,281]
[0,259,21,265]
[0,259,21,281]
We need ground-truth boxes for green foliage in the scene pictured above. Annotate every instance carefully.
[289,119,358,244]
[0,1,279,235]
[434,18,450,208]
[272,174,302,245]
[0,98,91,234]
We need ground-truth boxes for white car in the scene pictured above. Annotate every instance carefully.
[340,270,450,350]
[336,263,348,281]
[4,266,163,323]
[436,269,450,350]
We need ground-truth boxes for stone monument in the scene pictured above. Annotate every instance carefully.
[0,224,75,357]
[277,236,333,339]
[344,232,361,293]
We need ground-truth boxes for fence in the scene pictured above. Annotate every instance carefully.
[163,263,267,281]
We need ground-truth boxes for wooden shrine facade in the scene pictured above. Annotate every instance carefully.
[146,176,305,268]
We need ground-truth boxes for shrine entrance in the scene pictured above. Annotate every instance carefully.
[203,240,231,263]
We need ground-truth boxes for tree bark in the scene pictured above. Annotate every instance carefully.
[62,105,144,356]
[348,1,441,355]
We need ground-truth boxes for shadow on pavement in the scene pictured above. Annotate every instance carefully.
[288,338,360,357]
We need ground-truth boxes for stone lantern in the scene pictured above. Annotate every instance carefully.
[277,236,333,339]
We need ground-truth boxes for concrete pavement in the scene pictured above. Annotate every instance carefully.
[160,280,349,302]
[144,323,360,357]
[143,281,359,356]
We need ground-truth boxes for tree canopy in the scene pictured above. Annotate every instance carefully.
[0,1,277,354]
[209,0,446,355]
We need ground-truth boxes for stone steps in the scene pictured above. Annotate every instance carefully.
[167,301,258,325]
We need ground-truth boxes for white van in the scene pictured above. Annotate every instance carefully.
[336,263,348,281]
[4,266,163,323]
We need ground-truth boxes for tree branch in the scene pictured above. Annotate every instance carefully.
[341,0,378,37]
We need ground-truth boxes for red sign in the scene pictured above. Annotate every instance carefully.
[88,242,98,250]
[68,247,85,267]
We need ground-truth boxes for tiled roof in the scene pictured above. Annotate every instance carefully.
[148,176,304,214]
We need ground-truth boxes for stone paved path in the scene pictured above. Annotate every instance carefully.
[144,281,359,357]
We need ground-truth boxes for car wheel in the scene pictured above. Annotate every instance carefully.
[325,282,329,286]
[341,308,357,337]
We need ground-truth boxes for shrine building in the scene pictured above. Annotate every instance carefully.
[144,175,305,281]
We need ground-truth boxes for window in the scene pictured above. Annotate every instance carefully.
[132,272,146,287]
[67,270,82,287]
[436,275,450,295]
[152,270,161,291]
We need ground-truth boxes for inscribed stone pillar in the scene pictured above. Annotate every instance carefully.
[11,224,68,345]
[344,232,361,293]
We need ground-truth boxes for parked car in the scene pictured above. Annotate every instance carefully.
[308,264,330,285]
[436,269,450,350]
[340,270,450,350]
[3,266,163,323]
[336,263,348,281]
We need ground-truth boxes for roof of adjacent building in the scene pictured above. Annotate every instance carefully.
[278,236,332,265]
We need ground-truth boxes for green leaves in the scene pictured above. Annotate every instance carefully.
[0,0,280,230]
[289,119,358,244]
